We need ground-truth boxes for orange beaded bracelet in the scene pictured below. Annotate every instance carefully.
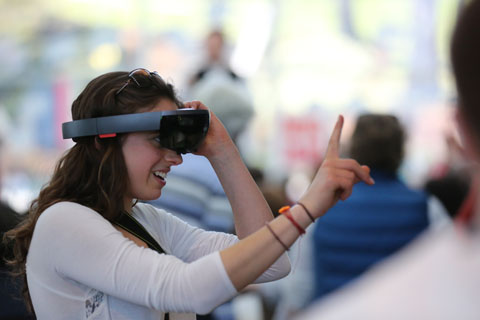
[279,206,306,235]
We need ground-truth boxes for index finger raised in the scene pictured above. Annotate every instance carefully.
[325,115,344,159]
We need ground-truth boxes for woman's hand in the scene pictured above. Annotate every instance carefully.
[183,101,235,159]
[299,115,374,219]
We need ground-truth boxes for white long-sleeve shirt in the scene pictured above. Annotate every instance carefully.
[27,202,290,320]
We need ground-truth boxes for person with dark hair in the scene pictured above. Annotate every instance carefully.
[296,1,480,318]
[189,30,241,88]
[3,68,372,319]
[425,132,471,219]
[150,29,255,236]
[349,114,404,173]
[189,29,253,145]
[311,114,432,301]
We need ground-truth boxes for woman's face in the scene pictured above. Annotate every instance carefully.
[122,99,182,208]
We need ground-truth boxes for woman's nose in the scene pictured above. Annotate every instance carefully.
[164,149,183,166]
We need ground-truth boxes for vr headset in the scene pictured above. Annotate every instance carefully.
[62,108,210,154]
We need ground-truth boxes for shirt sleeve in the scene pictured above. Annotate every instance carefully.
[31,202,237,314]
[140,204,291,283]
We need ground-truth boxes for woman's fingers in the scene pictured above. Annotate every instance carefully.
[323,159,374,185]
[323,115,374,189]
[183,100,208,110]
[335,169,356,182]
[325,169,355,199]
[337,178,354,200]
[323,115,374,185]
[325,115,344,160]
[301,115,375,216]
[355,165,372,184]
[318,162,373,205]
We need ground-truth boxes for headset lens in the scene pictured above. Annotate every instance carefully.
[158,112,209,154]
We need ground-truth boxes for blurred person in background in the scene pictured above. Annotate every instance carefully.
[311,113,450,302]
[188,29,254,145]
[266,114,449,320]
[425,132,471,219]
[0,134,33,319]
[150,45,255,317]
[149,55,254,234]
[188,29,240,91]
[295,1,480,318]
[256,174,316,320]
[149,28,255,238]
[3,68,373,320]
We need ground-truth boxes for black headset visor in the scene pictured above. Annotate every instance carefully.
[62,109,210,154]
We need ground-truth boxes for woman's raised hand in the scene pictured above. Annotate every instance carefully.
[299,115,374,220]
[183,100,233,159]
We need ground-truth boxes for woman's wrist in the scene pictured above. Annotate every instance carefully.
[206,139,239,165]
[288,205,313,231]
[298,191,333,220]
[296,202,315,223]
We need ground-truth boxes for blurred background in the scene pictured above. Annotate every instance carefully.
[0,0,461,216]
[0,1,468,319]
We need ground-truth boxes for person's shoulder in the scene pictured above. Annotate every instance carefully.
[0,201,18,216]
[42,201,95,215]
[400,183,429,201]
[0,201,22,231]
[170,154,224,194]
[134,202,193,232]
[171,154,215,177]
[133,202,188,240]
[371,173,428,201]
[133,202,170,223]
[38,201,103,227]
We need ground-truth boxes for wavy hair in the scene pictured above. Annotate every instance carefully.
[3,70,182,313]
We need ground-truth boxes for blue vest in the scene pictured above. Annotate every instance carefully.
[312,170,429,301]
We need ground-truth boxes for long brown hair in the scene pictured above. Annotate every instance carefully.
[3,70,182,313]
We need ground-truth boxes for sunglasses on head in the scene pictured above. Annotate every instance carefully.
[64,68,209,154]
[116,68,164,96]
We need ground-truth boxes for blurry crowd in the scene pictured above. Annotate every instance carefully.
[0,16,473,320]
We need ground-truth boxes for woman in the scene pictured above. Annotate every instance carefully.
[4,69,373,319]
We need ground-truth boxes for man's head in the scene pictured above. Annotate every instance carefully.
[451,0,480,157]
[206,30,225,63]
[349,114,405,175]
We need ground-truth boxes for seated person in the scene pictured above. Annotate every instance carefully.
[1,201,33,319]
[311,114,446,300]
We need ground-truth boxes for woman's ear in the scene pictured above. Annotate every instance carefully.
[455,108,480,162]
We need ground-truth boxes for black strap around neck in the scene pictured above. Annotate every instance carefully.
[113,212,169,320]
[113,212,165,254]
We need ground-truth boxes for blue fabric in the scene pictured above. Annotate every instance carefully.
[312,170,429,301]
[0,271,34,319]
[149,154,234,233]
